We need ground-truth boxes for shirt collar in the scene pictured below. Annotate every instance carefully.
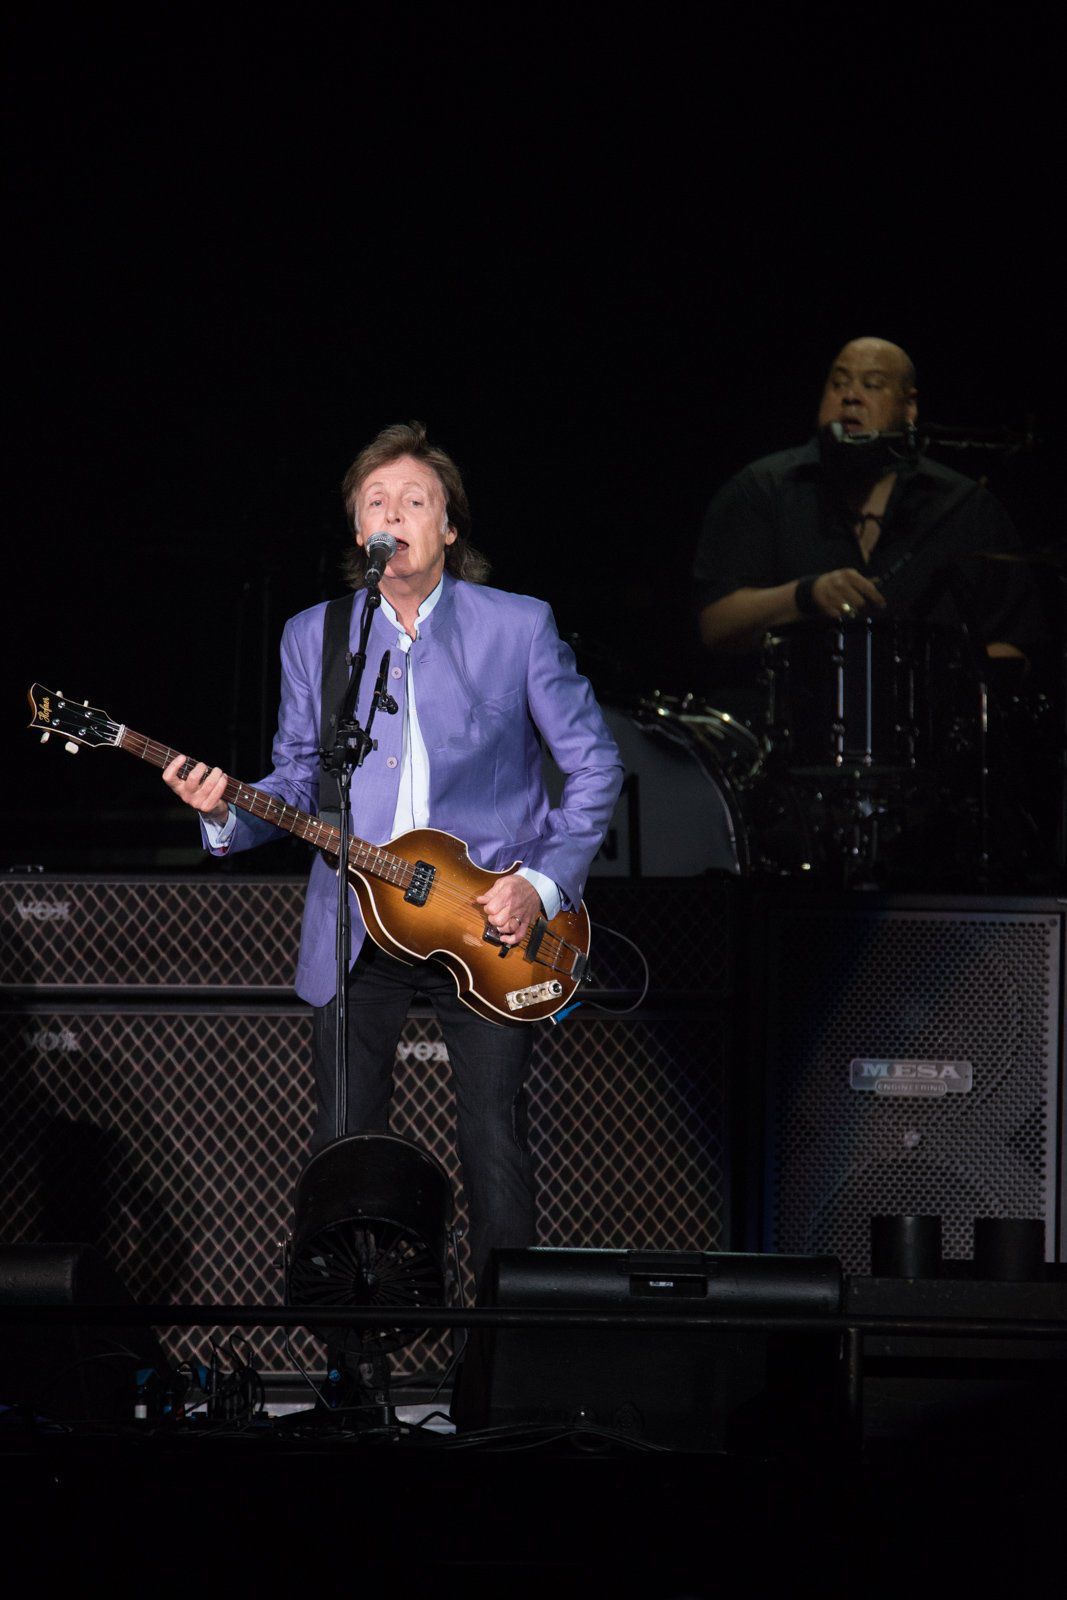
[377,575,445,637]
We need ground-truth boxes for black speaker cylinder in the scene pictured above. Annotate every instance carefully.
[0,1244,172,1421]
[870,1214,942,1278]
[973,1217,1046,1281]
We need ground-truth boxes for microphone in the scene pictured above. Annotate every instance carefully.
[364,531,397,588]
[828,421,913,444]
[829,419,1029,452]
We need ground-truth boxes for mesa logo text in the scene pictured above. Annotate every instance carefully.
[849,1058,973,1098]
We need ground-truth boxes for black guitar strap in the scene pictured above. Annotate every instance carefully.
[318,592,358,827]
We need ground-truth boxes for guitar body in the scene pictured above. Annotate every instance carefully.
[24,686,590,1026]
[334,827,591,1025]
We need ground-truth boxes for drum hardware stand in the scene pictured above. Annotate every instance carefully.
[1055,566,1067,882]
[975,672,991,882]
[935,566,1001,886]
[974,543,1066,888]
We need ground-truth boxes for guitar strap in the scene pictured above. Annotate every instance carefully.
[318,591,358,827]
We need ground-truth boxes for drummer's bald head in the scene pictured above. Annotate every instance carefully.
[818,336,919,435]
[830,337,917,395]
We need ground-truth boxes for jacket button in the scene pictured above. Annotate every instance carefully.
[391,666,402,679]
[386,756,398,768]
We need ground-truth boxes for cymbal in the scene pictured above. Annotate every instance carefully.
[976,545,1067,569]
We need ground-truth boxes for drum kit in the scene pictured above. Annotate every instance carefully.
[594,592,1060,890]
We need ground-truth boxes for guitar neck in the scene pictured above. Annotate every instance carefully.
[120,727,411,886]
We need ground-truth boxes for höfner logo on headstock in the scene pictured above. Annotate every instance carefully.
[850,1058,973,1098]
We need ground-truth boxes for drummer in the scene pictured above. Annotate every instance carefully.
[694,336,1042,671]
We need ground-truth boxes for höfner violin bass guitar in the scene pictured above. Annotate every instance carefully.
[26,684,590,1024]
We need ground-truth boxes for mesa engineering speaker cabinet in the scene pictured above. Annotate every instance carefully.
[454,1247,844,1453]
[750,895,1065,1274]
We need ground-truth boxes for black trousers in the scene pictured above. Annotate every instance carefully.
[310,940,536,1294]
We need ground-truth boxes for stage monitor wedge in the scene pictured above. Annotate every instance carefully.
[454,1246,844,1454]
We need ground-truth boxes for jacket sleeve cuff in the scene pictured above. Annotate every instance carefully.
[517,866,562,921]
[200,803,237,855]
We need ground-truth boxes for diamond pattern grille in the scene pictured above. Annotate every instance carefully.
[583,878,736,997]
[530,1017,726,1248]
[0,876,735,999]
[0,878,304,991]
[0,1006,727,1379]
[760,904,1062,1273]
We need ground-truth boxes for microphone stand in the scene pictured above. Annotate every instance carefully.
[1055,568,1067,885]
[319,585,398,1141]
[830,420,1037,456]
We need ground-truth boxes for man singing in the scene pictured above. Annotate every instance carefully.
[164,421,623,1291]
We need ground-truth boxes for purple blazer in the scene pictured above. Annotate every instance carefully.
[210,574,624,1006]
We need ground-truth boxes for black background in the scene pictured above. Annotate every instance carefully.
[6,7,1062,870]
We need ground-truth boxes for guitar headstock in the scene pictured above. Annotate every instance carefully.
[27,683,122,751]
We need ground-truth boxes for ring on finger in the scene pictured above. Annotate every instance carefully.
[840,602,855,618]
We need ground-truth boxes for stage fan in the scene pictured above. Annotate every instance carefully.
[286,1131,453,1356]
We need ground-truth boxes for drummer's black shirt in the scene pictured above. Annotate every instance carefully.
[693,439,1043,651]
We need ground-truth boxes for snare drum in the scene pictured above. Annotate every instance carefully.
[760,618,972,777]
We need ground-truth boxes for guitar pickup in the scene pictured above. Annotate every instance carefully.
[525,918,547,963]
[404,861,435,906]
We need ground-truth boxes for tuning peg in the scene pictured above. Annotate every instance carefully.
[40,731,51,743]
[83,699,89,706]
[64,742,79,756]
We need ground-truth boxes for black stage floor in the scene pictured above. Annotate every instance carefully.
[3,1386,1064,1598]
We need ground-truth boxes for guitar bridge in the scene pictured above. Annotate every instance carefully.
[526,918,588,982]
[404,860,435,906]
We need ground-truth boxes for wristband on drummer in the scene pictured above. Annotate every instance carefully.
[793,575,822,617]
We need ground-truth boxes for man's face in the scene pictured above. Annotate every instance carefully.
[354,454,457,591]
[816,339,918,435]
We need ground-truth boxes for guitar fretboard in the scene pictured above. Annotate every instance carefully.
[121,729,417,890]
